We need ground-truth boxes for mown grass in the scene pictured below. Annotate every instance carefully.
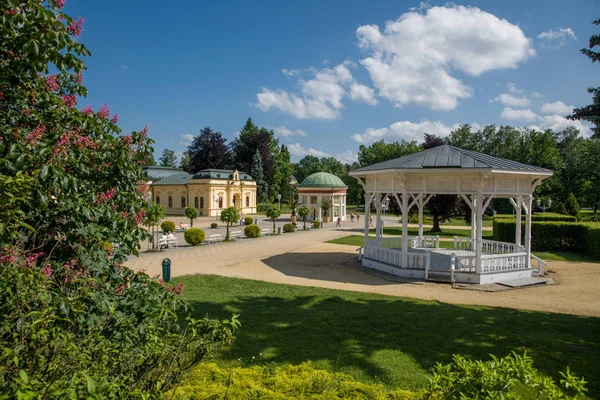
[178,275,600,397]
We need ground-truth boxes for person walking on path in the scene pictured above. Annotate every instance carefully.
[357,214,360,223]
[350,213,354,222]
[369,215,373,227]
[336,217,341,227]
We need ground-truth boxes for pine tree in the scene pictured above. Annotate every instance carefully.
[251,152,269,202]
[159,149,177,167]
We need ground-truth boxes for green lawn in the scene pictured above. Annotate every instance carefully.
[178,275,600,397]
[328,235,456,249]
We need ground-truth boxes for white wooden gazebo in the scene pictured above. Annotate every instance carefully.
[350,145,553,284]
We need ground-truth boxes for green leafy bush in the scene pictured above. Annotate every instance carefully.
[210,222,218,229]
[167,362,417,399]
[244,216,254,225]
[494,213,577,222]
[313,220,321,228]
[551,201,569,215]
[426,352,587,399]
[583,223,600,259]
[244,224,261,238]
[185,228,205,245]
[161,220,176,233]
[283,223,295,233]
[565,193,582,220]
[0,250,239,398]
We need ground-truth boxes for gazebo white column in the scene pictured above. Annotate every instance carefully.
[471,197,477,240]
[374,194,382,239]
[510,196,523,246]
[525,194,533,269]
[474,194,483,273]
[364,193,374,245]
[401,192,409,267]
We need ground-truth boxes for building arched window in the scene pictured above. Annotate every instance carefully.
[218,197,223,208]
[156,196,160,205]
[168,196,172,208]
[194,196,198,209]
[181,196,186,208]
[246,196,250,207]
[232,196,235,207]
[200,197,204,209]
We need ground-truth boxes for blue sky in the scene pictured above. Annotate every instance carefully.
[66,0,598,163]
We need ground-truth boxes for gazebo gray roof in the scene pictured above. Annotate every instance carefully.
[351,145,552,174]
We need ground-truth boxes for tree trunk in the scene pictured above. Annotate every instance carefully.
[273,219,276,234]
[226,224,230,241]
[431,214,441,233]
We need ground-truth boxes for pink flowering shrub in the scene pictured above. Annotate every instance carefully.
[0,1,239,398]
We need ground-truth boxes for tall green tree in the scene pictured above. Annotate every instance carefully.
[568,18,600,138]
[185,127,231,173]
[357,139,422,167]
[159,148,177,167]
[232,118,280,199]
[277,145,294,203]
[251,151,269,202]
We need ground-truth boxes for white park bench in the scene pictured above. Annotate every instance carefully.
[206,234,223,244]
[157,235,177,250]
[261,228,271,236]
[230,231,242,239]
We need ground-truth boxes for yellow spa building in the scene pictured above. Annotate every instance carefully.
[143,167,257,216]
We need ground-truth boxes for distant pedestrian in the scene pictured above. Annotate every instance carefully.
[369,215,373,227]
[357,214,360,223]
[336,217,341,227]
[350,213,355,222]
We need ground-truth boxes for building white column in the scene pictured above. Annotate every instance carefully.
[401,192,409,267]
[364,193,373,246]
[418,194,424,238]
[525,194,533,269]
[375,194,382,239]
[515,196,523,246]
[318,195,322,221]
[475,194,483,274]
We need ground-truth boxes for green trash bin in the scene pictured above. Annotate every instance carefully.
[162,258,171,282]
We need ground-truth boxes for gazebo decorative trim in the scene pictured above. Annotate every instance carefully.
[350,145,553,285]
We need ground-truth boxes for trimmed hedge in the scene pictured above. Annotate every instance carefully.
[493,219,600,257]
[210,222,218,229]
[244,224,261,238]
[184,228,205,245]
[160,220,176,233]
[494,213,577,222]
[313,220,321,228]
[244,216,254,225]
[283,223,295,233]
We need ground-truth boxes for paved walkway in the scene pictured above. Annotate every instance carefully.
[126,224,357,278]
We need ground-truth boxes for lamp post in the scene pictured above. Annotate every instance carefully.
[277,194,282,210]
[536,198,552,213]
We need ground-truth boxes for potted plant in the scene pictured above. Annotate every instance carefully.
[319,199,332,223]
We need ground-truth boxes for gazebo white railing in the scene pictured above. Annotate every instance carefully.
[351,145,553,285]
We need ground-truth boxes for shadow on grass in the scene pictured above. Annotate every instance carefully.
[181,275,600,396]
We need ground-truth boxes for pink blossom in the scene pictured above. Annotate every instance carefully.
[81,105,93,115]
[26,126,46,146]
[0,248,18,264]
[133,209,145,225]
[139,126,148,137]
[120,211,129,219]
[42,267,53,279]
[4,9,18,15]
[97,188,117,203]
[121,135,133,145]
[25,252,44,268]
[52,133,70,156]
[111,114,119,124]
[138,183,149,195]
[46,75,59,91]
[61,94,77,108]
[55,0,66,9]
[67,16,85,36]
[97,104,110,119]
[75,73,83,83]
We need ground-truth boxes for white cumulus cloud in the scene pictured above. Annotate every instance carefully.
[491,93,530,107]
[537,28,576,49]
[540,101,574,115]
[532,115,592,136]
[179,133,194,146]
[288,143,358,164]
[357,5,534,111]
[501,107,540,122]
[352,120,458,145]
[255,63,377,119]
[273,126,309,137]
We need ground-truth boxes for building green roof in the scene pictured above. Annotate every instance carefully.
[151,169,255,185]
[299,172,347,189]
[143,166,186,181]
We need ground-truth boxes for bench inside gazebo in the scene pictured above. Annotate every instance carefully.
[350,145,553,285]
